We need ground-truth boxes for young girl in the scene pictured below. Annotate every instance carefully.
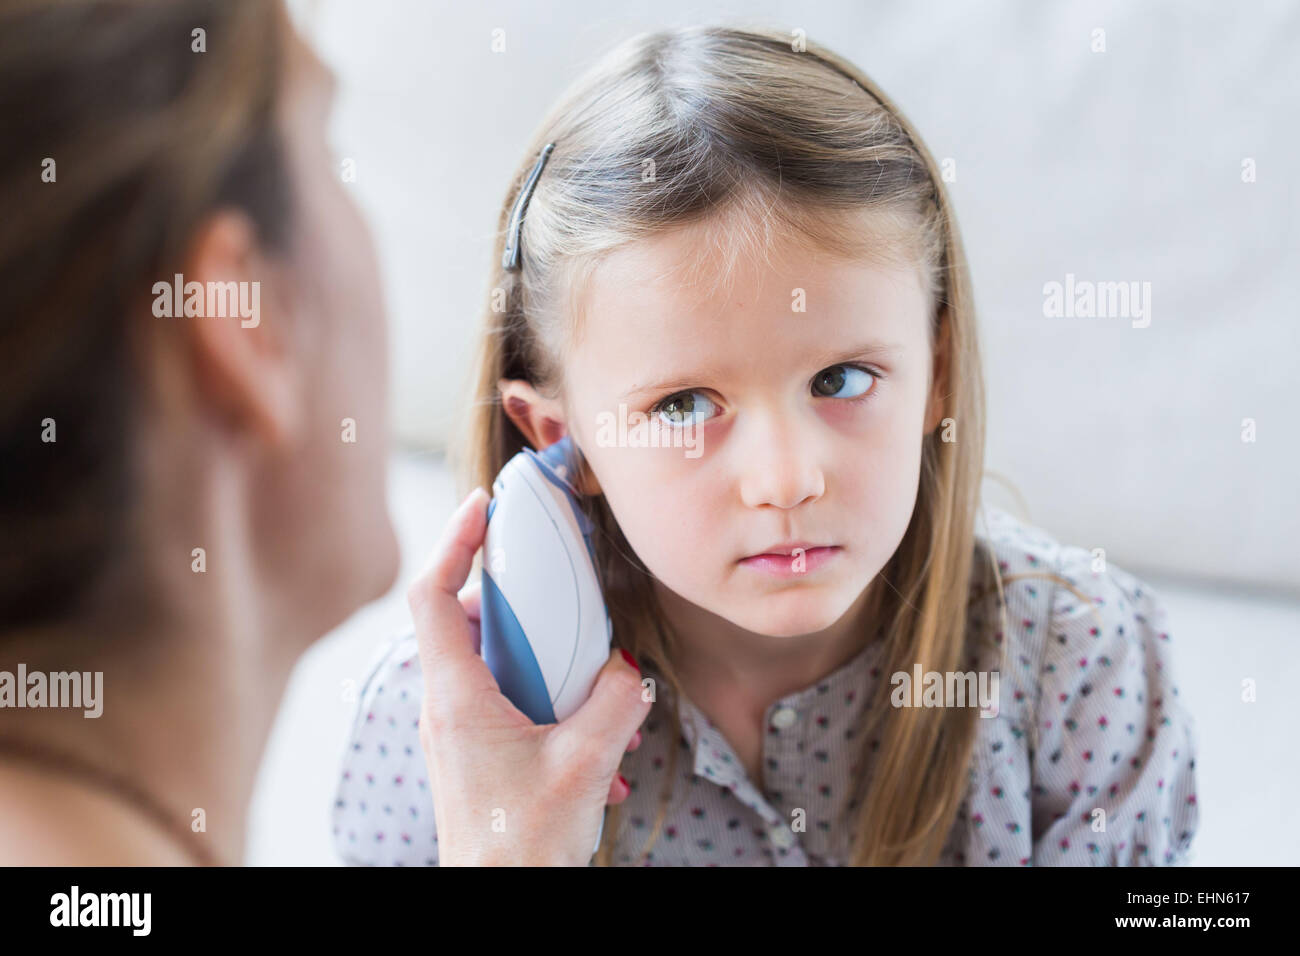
[333,25,1198,866]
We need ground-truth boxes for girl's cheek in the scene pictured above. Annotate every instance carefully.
[817,394,885,431]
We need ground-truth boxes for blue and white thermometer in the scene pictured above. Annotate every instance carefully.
[479,434,614,857]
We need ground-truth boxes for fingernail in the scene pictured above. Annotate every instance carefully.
[619,649,639,673]
[618,773,629,791]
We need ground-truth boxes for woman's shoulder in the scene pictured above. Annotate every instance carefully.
[0,763,193,865]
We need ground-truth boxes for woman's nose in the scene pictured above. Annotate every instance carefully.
[736,412,825,510]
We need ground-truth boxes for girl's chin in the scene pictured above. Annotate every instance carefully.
[723,594,847,638]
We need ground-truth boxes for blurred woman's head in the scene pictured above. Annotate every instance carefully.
[0,0,398,655]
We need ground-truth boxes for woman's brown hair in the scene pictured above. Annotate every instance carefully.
[452,24,1106,866]
[0,0,293,631]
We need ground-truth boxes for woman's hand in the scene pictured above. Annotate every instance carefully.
[407,486,651,866]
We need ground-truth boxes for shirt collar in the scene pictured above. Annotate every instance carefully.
[649,636,886,790]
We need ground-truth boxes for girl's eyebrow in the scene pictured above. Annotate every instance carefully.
[814,340,906,366]
[622,341,905,399]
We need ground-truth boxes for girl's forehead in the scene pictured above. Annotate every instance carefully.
[582,225,926,328]
[582,203,926,307]
[568,234,928,394]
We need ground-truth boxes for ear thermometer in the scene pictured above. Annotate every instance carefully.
[479,435,614,858]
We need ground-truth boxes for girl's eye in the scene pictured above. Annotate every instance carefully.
[812,364,878,400]
[653,390,719,428]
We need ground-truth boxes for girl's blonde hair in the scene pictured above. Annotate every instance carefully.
[453,24,1098,865]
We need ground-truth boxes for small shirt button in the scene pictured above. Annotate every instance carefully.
[769,824,796,849]
[770,706,798,729]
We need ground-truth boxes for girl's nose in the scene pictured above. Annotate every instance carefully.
[736,412,825,510]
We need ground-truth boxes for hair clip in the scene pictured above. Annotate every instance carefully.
[502,142,556,271]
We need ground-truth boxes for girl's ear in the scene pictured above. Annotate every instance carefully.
[923,307,952,435]
[497,378,603,496]
[498,378,567,449]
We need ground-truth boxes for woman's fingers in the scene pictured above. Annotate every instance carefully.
[408,487,494,708]
[554,650,653,800]
[458,580,482,623]
[606,774,630,804]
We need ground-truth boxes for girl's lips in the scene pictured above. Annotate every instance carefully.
[738,545,841,577]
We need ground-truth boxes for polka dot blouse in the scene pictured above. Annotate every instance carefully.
[331,505,1199,866]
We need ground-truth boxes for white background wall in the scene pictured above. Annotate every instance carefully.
[253,0,1300,866]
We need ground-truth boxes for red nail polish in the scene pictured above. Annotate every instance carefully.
[619,649,639,673]
[618,774,629,790]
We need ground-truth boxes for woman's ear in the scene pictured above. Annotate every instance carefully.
[497,378,602,496]
[181,210,301,446]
